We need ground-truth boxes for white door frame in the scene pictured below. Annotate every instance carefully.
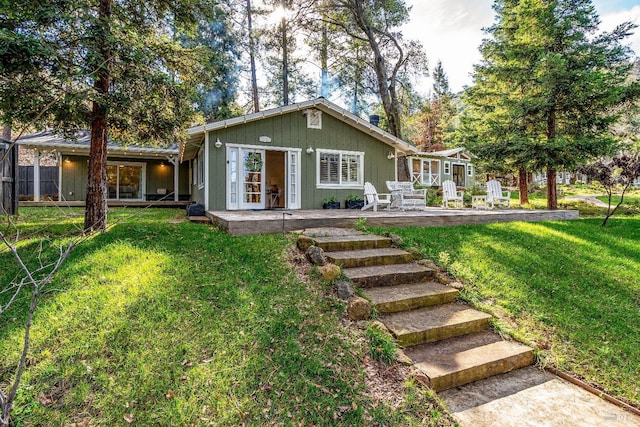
[226,144,301,210]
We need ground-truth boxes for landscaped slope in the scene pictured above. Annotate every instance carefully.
[0,208,454,426]
[380,218,640,406]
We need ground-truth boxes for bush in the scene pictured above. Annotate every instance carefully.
[366,325,397,364]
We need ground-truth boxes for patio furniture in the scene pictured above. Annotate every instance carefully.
[472,195,489,209]
[442,180,464,209]
[362,182,392,212]
[486,179,511,208]
[386,181,427,210]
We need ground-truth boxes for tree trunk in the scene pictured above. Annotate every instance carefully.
[281,15,289,106]
[546,167,557,210]
[320,18,328,98]
[247,0,259,113]
[396,156,410,182]
[518,166,529,205]
[84,0,111,233]
[349,0,401,138]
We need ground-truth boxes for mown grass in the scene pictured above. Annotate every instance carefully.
[374,218,640,406]
[1,208,454,426]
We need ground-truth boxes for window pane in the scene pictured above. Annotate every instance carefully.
[320,153,339,184]
[107,165,118,199]
[341,154,360,184]
[118,166,142,199]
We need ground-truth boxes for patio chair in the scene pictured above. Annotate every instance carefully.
[362,182,392,212]
[386,181,427,210]
[442,180,464,208]
[486,179,511,208]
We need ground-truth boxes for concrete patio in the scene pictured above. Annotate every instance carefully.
[207,207,579,235]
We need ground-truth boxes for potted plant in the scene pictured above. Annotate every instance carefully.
[344,194,364,209]
[322,197,341,209]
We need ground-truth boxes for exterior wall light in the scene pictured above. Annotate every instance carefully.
[306,147,314,154]
[387,152,395,160]
[214,138,223,148]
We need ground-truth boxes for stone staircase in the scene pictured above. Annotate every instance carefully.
[308,231,534,392]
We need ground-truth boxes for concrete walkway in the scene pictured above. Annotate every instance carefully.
[441,367,640,426]
[565,195,609,208]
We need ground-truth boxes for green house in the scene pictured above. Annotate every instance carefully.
[182,98,419,211]
[17,131,190,203]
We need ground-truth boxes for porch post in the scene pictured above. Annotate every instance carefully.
[169,156,179,201]
[33,148,41,202]
[204,132,209,210]
[56,152,62,202]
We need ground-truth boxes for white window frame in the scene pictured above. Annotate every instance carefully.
[316,149,364,189]
[305,109,322,129]
[197,147,204,189]
[106,160,146,201]
[444,161,450,175]
[467,164,473,176]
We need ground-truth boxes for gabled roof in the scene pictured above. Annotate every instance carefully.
[414,147,474,160]
[182,98,419,160]
[17,130,179,158]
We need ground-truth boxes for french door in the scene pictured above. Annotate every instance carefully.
[226,146,300,210]
[452,164,466,187]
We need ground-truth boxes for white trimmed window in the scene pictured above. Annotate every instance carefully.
[444,161,450,175]
[197,147,205,189]
[467,164,473,176]
[317,149,364,188]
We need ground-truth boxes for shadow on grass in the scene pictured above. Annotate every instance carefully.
[380,218,640,405]
[1,212,387,425]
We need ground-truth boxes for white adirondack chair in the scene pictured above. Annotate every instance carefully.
[442,180,464,208]
[361,182,392,211]
[486,179,511,208]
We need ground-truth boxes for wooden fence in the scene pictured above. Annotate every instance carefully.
[18,166,59,200]
[1,141,18,214]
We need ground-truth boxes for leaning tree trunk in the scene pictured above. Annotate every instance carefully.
[546,167,557,210]
[84,0,112,233]
[518,166,529,205]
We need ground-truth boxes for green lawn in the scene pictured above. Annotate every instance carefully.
[375,218,640,406]
[1,208,454,426]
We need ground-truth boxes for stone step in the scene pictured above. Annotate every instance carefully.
[188,215,212,224]
[364,281,458,313]
[310,235,392,252]
[381,303,491,347]
[404,331,535,391]
[343,263,434,288]
[325,248,413,268]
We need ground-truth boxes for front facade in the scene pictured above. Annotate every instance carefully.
[183,98,418,211]
[407,148,475,188]
[17,131,190,203]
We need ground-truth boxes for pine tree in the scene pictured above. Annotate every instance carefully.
[463,0,639,209]
[417,60,456,151]
[0,0,222,231]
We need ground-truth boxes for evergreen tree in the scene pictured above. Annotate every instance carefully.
[186,5,240,121]
[0,0,220,231]
[416,60,456,151]
[463,0,639,209]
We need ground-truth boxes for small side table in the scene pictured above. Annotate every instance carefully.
[472,195,488,210]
